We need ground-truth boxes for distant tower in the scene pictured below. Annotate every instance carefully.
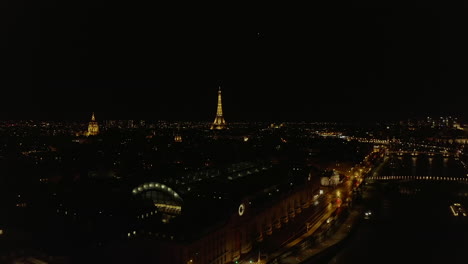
[87,112,99,136]
[174,125,183,142]
[210,87,227,130]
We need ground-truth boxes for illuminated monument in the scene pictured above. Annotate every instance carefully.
[86,112,99,136]
[210,87,227,130]
[174,126,183,142]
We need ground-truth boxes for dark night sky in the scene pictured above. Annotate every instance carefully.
[1,5,467,122]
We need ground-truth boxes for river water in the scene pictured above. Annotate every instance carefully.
[328,154,468,264]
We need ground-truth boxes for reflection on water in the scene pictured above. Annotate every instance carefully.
[411,156,417,175]
[428,157,433,176]
[328,154,468,264]
[329,184,468,264]
[383,154,466,178]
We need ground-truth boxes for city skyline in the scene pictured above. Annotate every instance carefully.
[2,8,467,121]
[2,6,468,264]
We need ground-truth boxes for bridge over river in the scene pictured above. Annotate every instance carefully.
[324,150,468,264]
[367,175,468,182]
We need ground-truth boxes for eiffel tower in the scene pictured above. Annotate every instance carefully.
[210,87,227,130]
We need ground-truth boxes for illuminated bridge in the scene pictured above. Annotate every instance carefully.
[367,175,468,182]
[387,150,453,157]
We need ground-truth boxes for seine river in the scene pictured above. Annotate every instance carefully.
[327,154,468,264]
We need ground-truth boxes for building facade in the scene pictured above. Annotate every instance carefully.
[145,175,322,264]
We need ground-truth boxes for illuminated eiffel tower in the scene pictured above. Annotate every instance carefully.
[87,112,99,136]
[210,87,227,130]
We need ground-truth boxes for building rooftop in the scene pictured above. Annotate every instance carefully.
[134,162,320,243]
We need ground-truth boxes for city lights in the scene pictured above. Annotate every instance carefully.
[0,97,465,264]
